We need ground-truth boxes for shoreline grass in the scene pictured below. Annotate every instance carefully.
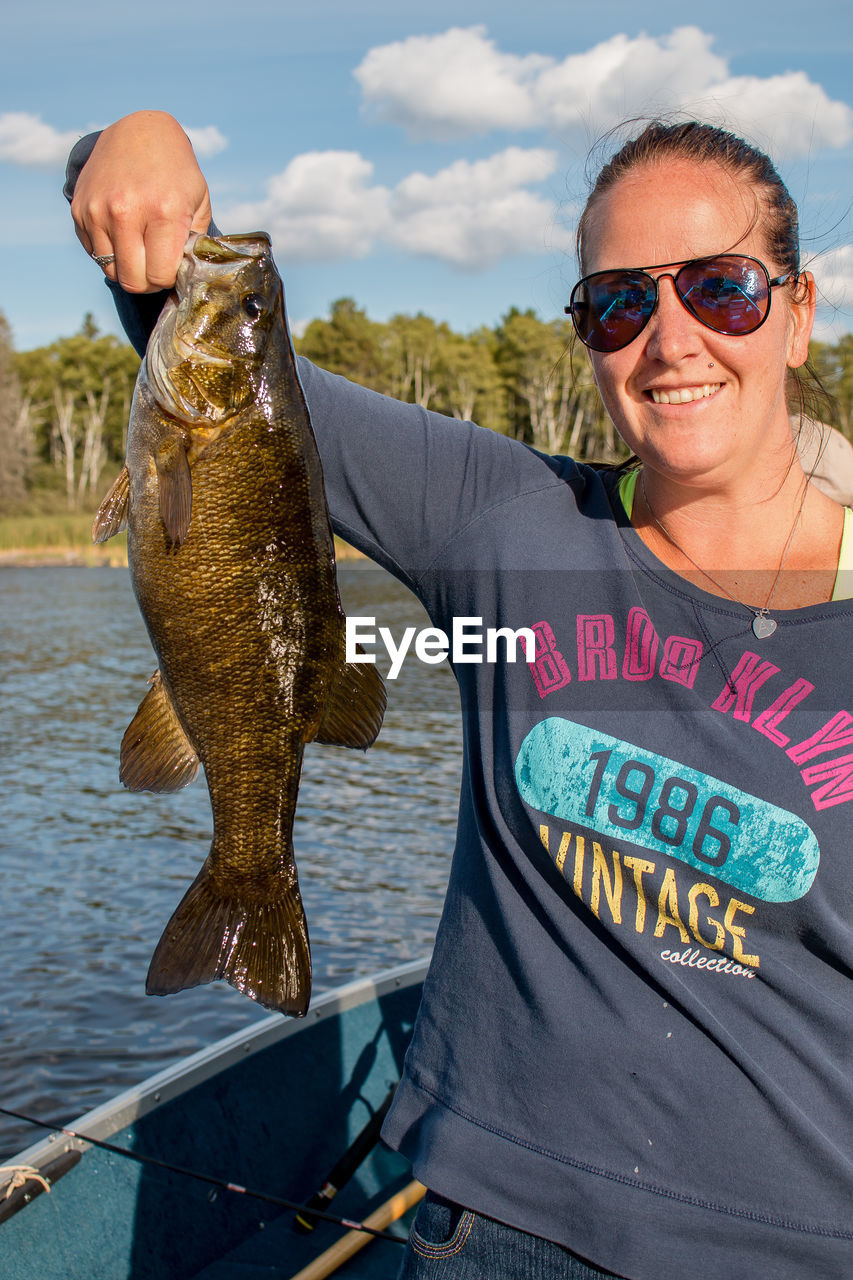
[0,512,363,566]
[0,513,127,566]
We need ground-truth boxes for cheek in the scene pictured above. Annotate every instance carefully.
[738,319,793,394]
[589,351,634,417]
[589,351,614,397]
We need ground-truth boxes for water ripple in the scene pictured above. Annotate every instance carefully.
[0,566,458,1158]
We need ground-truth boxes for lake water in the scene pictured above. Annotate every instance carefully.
[0,565,460,1160]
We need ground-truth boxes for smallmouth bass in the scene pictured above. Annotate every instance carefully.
[94,232,385,1015]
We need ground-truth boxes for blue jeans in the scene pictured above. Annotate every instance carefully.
[397,1192,625,1279]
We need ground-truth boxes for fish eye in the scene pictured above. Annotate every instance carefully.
[242,293,267,320]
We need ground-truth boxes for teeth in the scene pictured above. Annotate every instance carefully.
[651,383,720,404]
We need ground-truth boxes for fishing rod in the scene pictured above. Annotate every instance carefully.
[294,1083,398,1233]
[0,1104,408,1244]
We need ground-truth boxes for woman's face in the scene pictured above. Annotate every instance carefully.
[582,158,815,490]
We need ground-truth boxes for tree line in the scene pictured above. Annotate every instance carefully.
[2,301,852,515]
[1,313,139,515]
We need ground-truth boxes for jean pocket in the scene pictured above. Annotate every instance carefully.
[409,1191,476,1259]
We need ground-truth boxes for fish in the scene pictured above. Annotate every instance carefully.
[92,231,386,1016]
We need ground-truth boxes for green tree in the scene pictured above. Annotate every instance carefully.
[0,312,32,512]
[15,315,139,505]
[493,307,624,460]
[296,298,391,391]
[384,312,454,409]
[436,327,506,431]
[809,336,853,438]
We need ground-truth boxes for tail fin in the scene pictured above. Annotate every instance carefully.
[146,858,311,1016]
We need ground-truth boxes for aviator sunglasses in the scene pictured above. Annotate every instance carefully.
[566,254,794,353]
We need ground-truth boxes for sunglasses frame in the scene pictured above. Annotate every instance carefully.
[566,254,794,353]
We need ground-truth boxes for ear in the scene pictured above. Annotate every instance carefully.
[786,271,816,369]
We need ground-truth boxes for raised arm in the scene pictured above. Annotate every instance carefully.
[69,110,212,295]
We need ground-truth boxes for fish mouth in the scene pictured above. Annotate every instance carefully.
[145,285,235,424]
[146,319,234,424]
[144,232,274,423]
[173,322,232,369]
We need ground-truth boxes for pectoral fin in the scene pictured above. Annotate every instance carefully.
[155,437,193,545]
[120,670,200,792]
[92,466,130,543]
[313,654,386,749]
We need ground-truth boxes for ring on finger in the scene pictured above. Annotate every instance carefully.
[92,252,116,269]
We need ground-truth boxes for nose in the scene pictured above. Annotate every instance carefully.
[641,274,706,365]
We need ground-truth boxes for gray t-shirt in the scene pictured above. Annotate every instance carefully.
[299,360,853,1280]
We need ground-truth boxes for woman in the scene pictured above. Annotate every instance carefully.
[67,114,852,1279]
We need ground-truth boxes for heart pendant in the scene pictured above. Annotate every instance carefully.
[752,613,777,639]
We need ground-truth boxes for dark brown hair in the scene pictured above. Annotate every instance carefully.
[576,120,833,425]
[577,120,799,276]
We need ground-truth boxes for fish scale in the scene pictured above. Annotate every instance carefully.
[93,232,386,1016]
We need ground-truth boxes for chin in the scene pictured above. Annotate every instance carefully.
[634,440,733,484]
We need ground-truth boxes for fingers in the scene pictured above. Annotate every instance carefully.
[70,110,212,294]
[115,212,192,293]
[73,219,120,283]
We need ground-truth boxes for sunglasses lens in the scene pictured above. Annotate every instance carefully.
[571,271,656,352]
[570,256,775,351]
[677,257,769,335]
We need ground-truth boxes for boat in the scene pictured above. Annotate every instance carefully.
[0,957,429,1279]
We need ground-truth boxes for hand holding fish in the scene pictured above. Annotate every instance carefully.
[71,110,211,294]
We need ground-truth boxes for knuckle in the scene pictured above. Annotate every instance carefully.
[103,196,137,226]
[147,271,178,290]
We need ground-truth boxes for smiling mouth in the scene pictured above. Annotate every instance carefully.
[649,383,721,405]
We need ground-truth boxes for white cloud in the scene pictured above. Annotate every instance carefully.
[219,146,568,271]
[393,147,556,207]
[812,244,853,312]
[390,149,570,270]
[687,72,853,158]
[354,25,853,157]
[0,113,227,169]
[184,125,228,157]
[355,25,547,139]
[0,112,83,168]
[221,151,391,260]
[533,28,729,133]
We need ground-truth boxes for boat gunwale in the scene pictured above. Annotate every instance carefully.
[8,956,429,1173]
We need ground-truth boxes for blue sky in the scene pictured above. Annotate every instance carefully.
[3,0,851,351]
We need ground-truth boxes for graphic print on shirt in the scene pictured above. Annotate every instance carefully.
[515,719,819,904]
[515,612,853,979]
[526,611,853,813]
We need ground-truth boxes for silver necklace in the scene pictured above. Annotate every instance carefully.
[639,470,809,639]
